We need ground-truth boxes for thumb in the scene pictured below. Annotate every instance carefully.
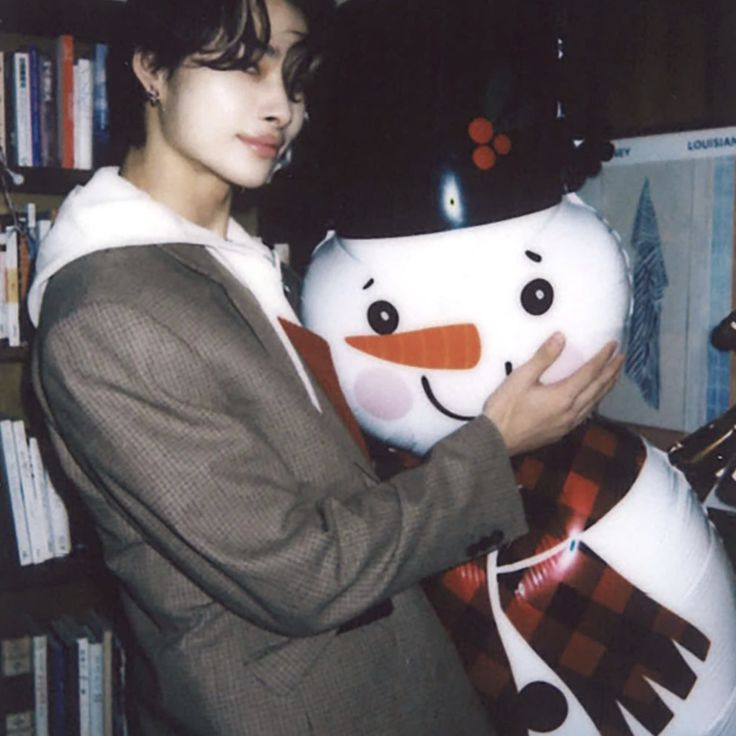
[518,332,566,382]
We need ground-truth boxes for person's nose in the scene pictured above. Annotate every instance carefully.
[260,71,293,129]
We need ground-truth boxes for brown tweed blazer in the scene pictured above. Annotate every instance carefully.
[31,242,526,735]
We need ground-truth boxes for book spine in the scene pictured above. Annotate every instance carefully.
[111,636,127,736]
[1,628,33,735]
[93,44,109,165]
[55,35,75,169]
[0,418,32,566]
[12,52,33,167]
[73,59,93,170]
[17,229,32,343]
[88,639,103,736]
[46,632,65,736]
[12,420,48,565]
[0,232,7,341]
[0,53,6,163]
[5,226,19,347]
[102,630,113,736]
[6,52,17,166]
[44,469,71,558]
[28,437,55,561]
[32,631,49,736]
[81,611,114,736]
[39,54,57,168]
[27,47,41,167]
[77,635,90,736]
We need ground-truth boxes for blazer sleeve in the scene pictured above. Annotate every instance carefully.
[37,299,526,637]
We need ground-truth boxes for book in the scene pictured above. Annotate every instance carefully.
[50,616,90,736]
[27,47,41,167]
[0,230,6,342]
[0,53,7,164]
[44,468,71,559]
[4,226,20,348]
[55,35,75,169]
[0,458,21,568]
[46,630,66,736]
[17,228,32,343]
[0,615,34,736]
[92,44,109,166]
[26,617,49,736]
[80,611,113,736]
[12,419,49,564]
[73,59,93,171]
[0,418,32,566]
[11,51,33,167]
[5,52,16,168]
[28,437,56,562]
[38,54,57,168]
[111,636,126,736]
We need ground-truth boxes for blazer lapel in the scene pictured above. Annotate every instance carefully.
[160,243,376,473]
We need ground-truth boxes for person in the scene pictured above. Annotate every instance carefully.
[26,0,624,732]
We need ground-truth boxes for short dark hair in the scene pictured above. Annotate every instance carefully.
[107,0,334,162]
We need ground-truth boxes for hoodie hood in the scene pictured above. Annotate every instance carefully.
[28,167,321,409]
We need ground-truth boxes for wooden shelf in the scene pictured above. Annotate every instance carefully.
[0,345,29,362]
[8,167,93,196]
[0,552,106,594]
[0,0,126,42]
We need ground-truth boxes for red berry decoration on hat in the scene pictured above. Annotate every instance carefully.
[468,117,512,170]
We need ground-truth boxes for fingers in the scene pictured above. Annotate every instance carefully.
[519,332,566,383]
[570,351,625,423]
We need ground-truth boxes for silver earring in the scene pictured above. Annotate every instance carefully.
[146,88,160,106]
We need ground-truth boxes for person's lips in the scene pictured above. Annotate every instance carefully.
[237,135,282,159]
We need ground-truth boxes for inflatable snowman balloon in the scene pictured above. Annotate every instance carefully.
[298,0,736,733]
[303,194,736,735]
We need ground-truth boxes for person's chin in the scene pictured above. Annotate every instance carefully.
[222,163,274,190]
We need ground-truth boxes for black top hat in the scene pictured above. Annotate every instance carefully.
[298,0,610,240]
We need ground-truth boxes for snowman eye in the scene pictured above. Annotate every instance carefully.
[367,300,400,335]
[520,278,554,316]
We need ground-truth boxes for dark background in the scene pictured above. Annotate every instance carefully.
[561,0,736,137]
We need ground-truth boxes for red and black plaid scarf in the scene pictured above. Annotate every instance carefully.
[424,417,710,736]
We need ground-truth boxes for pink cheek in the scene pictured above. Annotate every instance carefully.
[353,367,414,421]
[541,343,586,383]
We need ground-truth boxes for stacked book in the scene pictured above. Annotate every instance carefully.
[0,417,71,569]
[0,609,128,736]
[0,36,109,171]
[0,203,53,347]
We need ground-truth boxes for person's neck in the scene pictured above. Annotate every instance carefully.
[120,145,233,239]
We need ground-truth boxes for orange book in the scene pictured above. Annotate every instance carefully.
[55,35,75,169]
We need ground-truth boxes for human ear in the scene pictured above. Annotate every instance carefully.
[131,50,164,103]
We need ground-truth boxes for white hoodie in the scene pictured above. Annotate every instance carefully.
[28,166,320,410]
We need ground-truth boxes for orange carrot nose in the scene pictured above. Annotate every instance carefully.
[345,323,481,369]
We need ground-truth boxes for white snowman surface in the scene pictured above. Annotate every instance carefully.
[302,194,630,456]
[302,193,736,736]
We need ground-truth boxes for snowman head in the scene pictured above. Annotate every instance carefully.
[297,0,619,455]
[302,194,630,455]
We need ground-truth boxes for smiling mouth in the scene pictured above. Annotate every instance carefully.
[421,376,476,422]
[237,135,281,159]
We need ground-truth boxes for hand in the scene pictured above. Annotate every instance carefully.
[482,333,624,456]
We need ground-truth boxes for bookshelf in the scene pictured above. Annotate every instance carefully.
[0,4,128,733]
[0,0,126,44]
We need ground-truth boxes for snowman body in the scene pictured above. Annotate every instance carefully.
[301,195,736,734]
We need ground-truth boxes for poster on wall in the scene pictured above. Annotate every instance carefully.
[579,127,736,433]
